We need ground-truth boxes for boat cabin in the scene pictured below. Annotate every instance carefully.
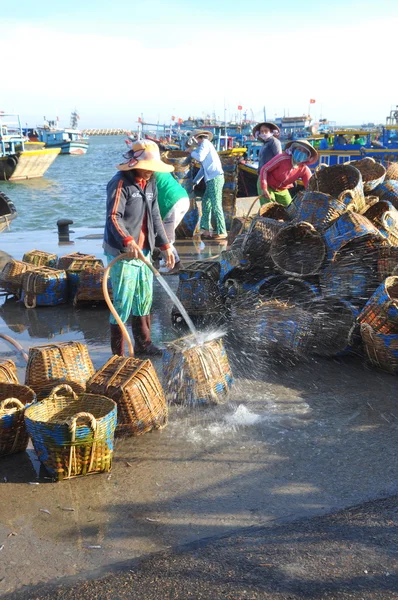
[0,114,26,156]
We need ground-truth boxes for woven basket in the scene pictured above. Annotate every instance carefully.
[87,355,167,436]
[271,277,321,305]
[57,252,97,270]
[308,164,364,209]
[363,201,398,245]
[163,335,233,406]
[220,247,244,283]
[0,359,19,384]
[358,276,398,334]
[361,323,398,375]
[372,179,398,209]
[242,216,287,259]
[248,299,316,357]
[259,202,291,221]
[25,341,95,399]
[319,246,380,305]
[0,384,36,457]
[24,384,117,480]
[175,276,224,317]
[58,255,104,300]
[22,250,58,268]
[386,163,398,181]
[377,246,398,281]
[21,267,68,308]
[74,265,113,306]
[323,212,385,261]
[182,261,221,281]
[309,298,358,356]
[226,215,254,246]
[292,191,348,231]
[0,260,38,298]
[162,150,191,178]
[349,157,386,193]
[270,222,326,277]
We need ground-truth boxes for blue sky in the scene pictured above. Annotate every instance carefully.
[3,0,398,128]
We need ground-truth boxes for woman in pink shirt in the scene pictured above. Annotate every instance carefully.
[259,139,318,207]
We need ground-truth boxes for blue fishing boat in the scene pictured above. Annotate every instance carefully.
[26,111,89,155]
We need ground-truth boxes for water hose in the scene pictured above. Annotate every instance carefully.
[0,333,29,363]
[102,250,162,358]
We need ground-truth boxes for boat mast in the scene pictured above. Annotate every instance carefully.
[70,109,79,129]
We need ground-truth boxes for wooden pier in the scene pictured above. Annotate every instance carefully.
[82,129,132,136]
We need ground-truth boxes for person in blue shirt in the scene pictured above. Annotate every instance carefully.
[319,134,329,150]
[187,130,227,240]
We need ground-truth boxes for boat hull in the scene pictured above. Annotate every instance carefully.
[45,141,89,155]
[0,148,61,181]
[0,192,17,232]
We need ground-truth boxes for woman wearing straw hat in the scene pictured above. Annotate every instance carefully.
[253,122,282,172]
[186,130,227,240]
[103,140,175,356]
[259,139,318,207]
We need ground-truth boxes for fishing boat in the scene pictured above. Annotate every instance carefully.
[28,111,89,155]
[0,113,60,181]
[0,191,17,232]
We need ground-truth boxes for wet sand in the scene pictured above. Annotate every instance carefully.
[0,228,397,595]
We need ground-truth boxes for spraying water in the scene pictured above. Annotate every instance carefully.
[155,273,200,342]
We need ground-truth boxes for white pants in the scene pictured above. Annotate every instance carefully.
[162,197,190,262]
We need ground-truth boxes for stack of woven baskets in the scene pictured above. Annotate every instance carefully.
[219,151,246,230]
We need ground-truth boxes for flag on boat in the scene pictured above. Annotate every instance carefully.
[310,99,316,104]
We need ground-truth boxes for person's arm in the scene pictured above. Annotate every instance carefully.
[191,140,210,162]
[193,165,204,185]
[151,190,175,268]
[301,165,313,189]
[106,178,135,246]
[259,161,273,196]
[271,137,282,157]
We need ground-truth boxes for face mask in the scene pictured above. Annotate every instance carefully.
[292,148,310,164]
[259,132,272,141]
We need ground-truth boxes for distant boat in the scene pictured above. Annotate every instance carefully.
[0,113,60,181]
[0,191,17,232]
[26,111,89,155]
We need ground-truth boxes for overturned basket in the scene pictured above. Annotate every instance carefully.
[24,384,117,480]
[270,277,321,305]
[364,201,398,246]
[358,276,398,334]
[259,202,291,221]
[22,250,58,268]
[349,157,386,193]
[323,212,385,261]
[309,298,358,356]
[361,323,398,375]
[270,222,326,277]
[292,191,348,231]
[74,265,113,306]
[308,163,364,210]
[21,267,68,308]
[0,383,36,457]
[242,216,287,260]
[372,179,398,209]
[87,355,167,436]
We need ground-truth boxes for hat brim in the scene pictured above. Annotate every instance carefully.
[252,122,280,137]
[116,159,174,173]
[285,139,318,165]
[190,130,214,142]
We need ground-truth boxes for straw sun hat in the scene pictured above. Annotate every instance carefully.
[285,139,318,165]
[117,140,174,172]
[252,122,280,138]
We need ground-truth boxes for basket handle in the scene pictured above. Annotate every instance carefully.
[315,163,329,173]
[338,189,356,206]
[381,210,398,230]
[67,412,99,478]
[48,384,78,401]
[0,397,24,411]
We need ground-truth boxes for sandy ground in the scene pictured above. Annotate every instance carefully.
[0,228,397,596]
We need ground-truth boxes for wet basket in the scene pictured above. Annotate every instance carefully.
[358,276,398,334]
[73,265,113,306]
[219,247,244,283]
[292,191,348,231]
[270,222,326,277]
[259,202,291,221]
[25,341,95,399]
[377,246,398,281]
[21,267,68,308]
[175,263,224,318]
[163,335,233,406]
[361,323,398,375]
[0,383,36,457]
[0,359,19,384]
[349,157,386,193]
[363,201,398,246]
[24,384,117,480]
[0,260,38,298]
[271,277,321,305]
[58,254,104,300]
[309,298,358,356]
[22,250,58,268]
[372,179,398,209]
[87,355,167,436]
[242,216,287,259]
[323,212,385,261]
[308,163,364,209]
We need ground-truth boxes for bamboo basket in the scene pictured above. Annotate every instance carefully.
[270,222,326,277]
[309,298,358,356]
[163,335,233,406]
[242,216,287,259]
[25,341,95,399]
[87,355,167,436]
[227,215,254,246]
[361,323,398,375]
[323,212,386,261]
[21,267,68,308]
[292,191,348,231]
[386,162,398,181]
[0,384,36,457]
[58,255,104,300]
[24,384,117,480]
[22,250,58,268]
[271,277,321,305]
[358,276,398,334]
[0,260,38,297]
[0,359,19,384]
[57,252,97,270]
[372,179,398,209]
[349,157,386,193]
[175,262,224,317]
[363,201,398,245]
[377,246,398,281]
[259,202,291,221]
[73,265,113,306]
[219,247,244,283]
[308,163,364,209]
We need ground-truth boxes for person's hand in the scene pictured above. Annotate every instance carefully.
[125,239,141,259]
[186,146,194,154]
[262,188,271,201]
[161,248,175,269]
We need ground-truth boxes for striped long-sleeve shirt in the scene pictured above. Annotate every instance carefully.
[259,152,312,193]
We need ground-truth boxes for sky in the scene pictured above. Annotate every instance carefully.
[2,0,398,129]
